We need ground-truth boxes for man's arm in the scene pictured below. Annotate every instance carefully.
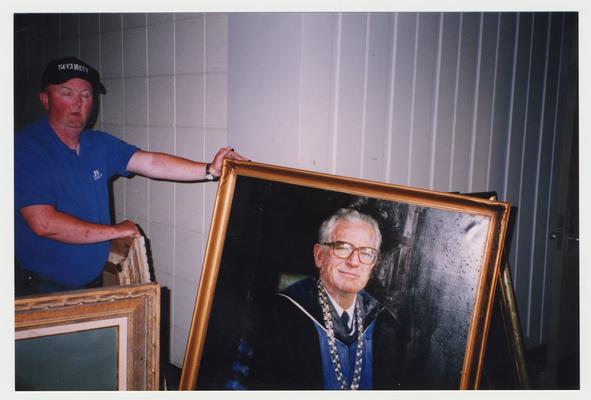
[20,205,140,244]
[18,148,248,245]
[126,147,247,181]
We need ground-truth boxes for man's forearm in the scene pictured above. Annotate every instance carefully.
[127,151,208,181]
[20,205,139,244]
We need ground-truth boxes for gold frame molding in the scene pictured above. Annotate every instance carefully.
[15,283,160,390]
[497,260,530,388]
[180,160,510,390]
[465,192,529,389]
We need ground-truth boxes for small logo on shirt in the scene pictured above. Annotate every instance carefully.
[92,169,103,181]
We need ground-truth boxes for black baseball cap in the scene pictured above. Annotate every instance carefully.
[41,56,106,94]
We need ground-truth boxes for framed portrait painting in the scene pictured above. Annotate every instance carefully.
[180,160,510,390]
[15,283,160,391]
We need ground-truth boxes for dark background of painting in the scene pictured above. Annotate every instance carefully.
[197,176,490,389]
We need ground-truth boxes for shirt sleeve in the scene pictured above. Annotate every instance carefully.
[14,134,56,209]
[98,132,140,178]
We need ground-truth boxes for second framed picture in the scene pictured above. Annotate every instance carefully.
[15,283,160,390]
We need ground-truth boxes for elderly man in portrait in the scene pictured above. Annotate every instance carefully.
[249,208,407,390]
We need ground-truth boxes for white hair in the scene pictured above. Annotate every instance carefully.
[318,208,382,249]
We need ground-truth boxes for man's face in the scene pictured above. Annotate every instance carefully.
[314,219,378,298]
[39,78,94,131]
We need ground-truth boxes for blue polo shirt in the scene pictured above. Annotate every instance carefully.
[14,117,139,287]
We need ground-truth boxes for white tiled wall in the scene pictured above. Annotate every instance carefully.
[38,13,230,367]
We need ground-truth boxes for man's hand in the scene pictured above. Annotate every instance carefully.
[208,147,249,178]
[114,219,141,238]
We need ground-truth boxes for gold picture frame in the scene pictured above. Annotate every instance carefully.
[15,283,160,390]
[464,192,528,389]
[180,160,510,390]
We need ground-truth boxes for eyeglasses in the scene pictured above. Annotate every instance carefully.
[321,241,379,265]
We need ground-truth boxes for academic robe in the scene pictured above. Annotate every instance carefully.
[249,277,408,390]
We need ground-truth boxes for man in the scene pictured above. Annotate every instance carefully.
[249,208,407,390]
[14,56,247,295]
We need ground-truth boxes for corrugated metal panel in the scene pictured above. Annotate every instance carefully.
[228,12,575,349]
